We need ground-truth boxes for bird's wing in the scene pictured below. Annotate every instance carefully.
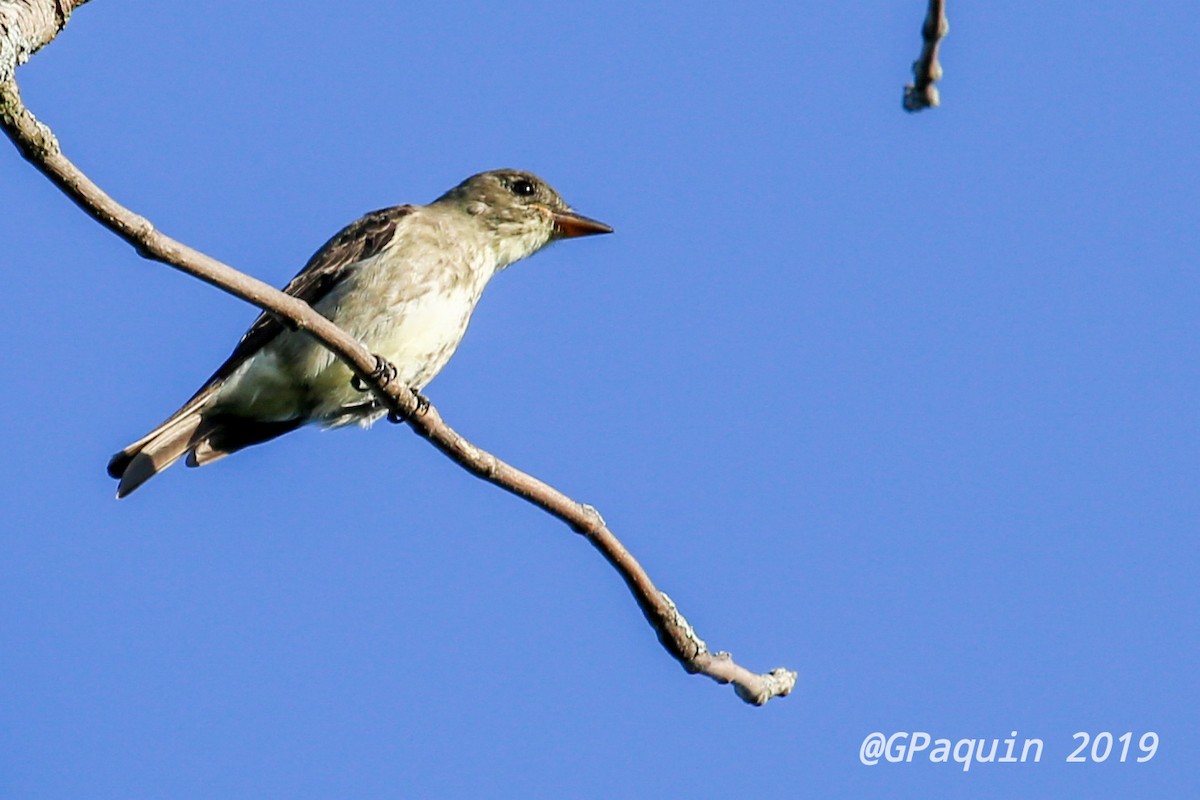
[107,204,417,491]
[189,204,416,396]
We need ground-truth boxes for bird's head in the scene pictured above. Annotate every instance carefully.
[435,169,612,268]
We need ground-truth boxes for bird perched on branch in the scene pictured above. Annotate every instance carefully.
[108,169,611,497]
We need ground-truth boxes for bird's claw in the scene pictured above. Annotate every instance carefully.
[412,389,430,415]
[387,388,430,424]
[351,354,399,392]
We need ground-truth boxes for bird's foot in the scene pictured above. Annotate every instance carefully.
[387,388,430,424]
[351,354,398,392]
[412,389,431,416]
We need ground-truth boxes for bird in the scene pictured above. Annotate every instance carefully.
[107,169,612,497]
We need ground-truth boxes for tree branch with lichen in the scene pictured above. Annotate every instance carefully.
[903,0,949,112]
[0,1,795,706]
[0,0,91,83]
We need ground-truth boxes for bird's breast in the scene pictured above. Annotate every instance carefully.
[357,286,479,381]
[299,282,482,423]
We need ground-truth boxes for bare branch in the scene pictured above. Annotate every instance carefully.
[0,79,796,703]
[0,0,91,84]
[903,0,948,112]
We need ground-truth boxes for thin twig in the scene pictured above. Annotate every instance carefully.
[1,74,795,704]
[903,0,948,112]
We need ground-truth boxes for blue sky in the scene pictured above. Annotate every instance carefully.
[2,2,1197,797]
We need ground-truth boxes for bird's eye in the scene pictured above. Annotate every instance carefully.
[510,178,536,197]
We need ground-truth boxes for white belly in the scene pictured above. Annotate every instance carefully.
[217,286,478,426]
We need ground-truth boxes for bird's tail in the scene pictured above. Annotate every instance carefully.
[107,385,221,498]
[107,386,302,498]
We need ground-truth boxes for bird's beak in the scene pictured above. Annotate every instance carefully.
[551,210,613,239]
